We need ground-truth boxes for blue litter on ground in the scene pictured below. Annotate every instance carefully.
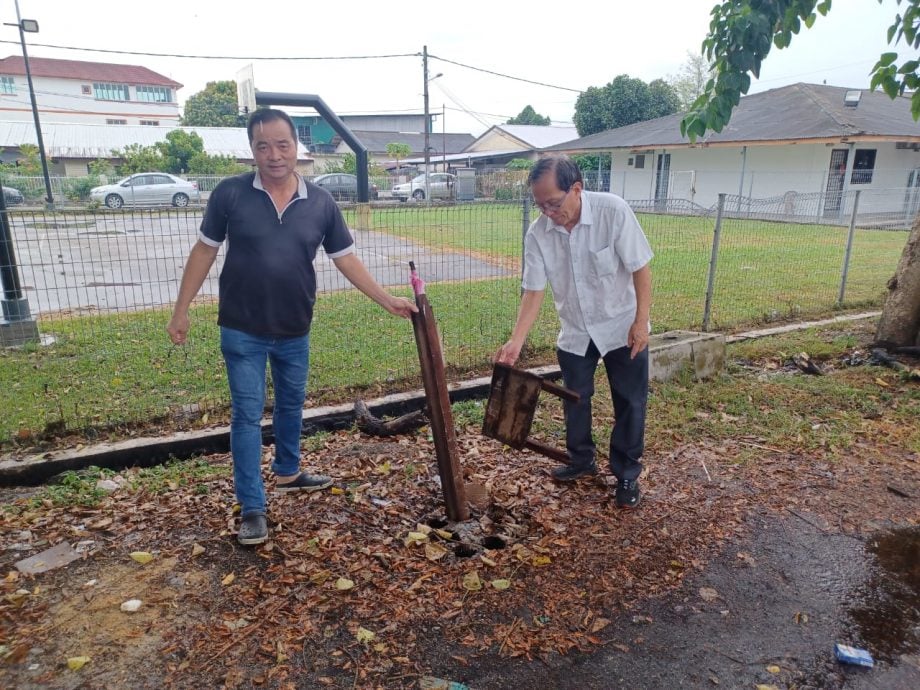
[834,643,874,668]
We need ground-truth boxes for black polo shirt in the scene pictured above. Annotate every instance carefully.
[198,172,354,338]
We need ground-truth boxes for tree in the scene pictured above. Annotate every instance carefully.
[386,143,411,174]
[506,106,551,126]
[681,0,920,348]
[0,143,42,176]
[506,158,534,171]
[573,75,680,136]
[114,143,166,175]
[157,130,205,173]
[668,51,713,110]
[182,81,247,128]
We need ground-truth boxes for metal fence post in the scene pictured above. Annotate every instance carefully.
[521,195,531,291]
[702,193,726,332]
[837,189,861,306]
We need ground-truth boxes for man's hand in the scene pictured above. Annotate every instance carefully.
[494,339,522,366]
[627,320,649,359]
[167,312,190,345]
[382,295,418,319]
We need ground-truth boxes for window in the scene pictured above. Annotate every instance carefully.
[81,84,91,95]
[1,76,16,94]
[851,149,877,185]
[634,154,646,169]
[136,85,173,103]
[94,82,130,101]
[139,120,160,126]
[106,118,127,125]
[296,125,312,147]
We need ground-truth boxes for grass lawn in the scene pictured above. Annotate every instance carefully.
[0,206,907,447]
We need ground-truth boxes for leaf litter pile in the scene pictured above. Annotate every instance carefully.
[1,328,919,689]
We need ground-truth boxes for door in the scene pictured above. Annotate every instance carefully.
[150,174,175,204]
[654,153,671,209]
[904,169,920,218]
[824,149,849,214]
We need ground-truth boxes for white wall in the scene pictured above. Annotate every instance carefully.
[607,142,919,215]
[0,75,180,125]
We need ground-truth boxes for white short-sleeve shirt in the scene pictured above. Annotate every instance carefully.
[522,190,653,356]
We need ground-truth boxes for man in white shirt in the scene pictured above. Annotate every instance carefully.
[495,155,653,508]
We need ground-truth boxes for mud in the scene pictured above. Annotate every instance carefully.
[449,511,920,689]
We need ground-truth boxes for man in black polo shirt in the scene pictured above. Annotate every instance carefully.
[167,109,416,545]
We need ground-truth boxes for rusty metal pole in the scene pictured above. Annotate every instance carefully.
[409,262,469,521]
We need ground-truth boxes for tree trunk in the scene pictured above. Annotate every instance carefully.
[876,213,920,348]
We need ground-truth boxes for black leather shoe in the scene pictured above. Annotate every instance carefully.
[615,478,641,509]
[551,463,598,482]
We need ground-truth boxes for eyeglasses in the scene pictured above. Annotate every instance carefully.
[533,187,571,213]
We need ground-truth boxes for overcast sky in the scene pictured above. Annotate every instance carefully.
[2,0,910,137]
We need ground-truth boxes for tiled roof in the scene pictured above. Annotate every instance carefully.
[0,56,182,88]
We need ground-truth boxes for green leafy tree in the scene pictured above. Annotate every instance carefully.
[680,0,920,139]
[668,51,713,110]
[157,130,205,173]
[386,142,411,173]
[679,0,920,349]
[113,143,167,175]
[506,106,552,126]
[187,152,248,175]
[1,143,42,176]
[506,158,534,171]
[182,81,246,127]
[574,75,680,136]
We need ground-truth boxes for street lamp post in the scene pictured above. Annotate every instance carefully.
[9,0,54,208]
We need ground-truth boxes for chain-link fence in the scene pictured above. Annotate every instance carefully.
[0,188,910,445]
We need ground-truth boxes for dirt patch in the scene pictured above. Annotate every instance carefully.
[1,333,918,688]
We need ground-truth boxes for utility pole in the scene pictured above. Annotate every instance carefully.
[442,103,446,172]
[422,45,431,202]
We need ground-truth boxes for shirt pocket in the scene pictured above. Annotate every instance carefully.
[590,245,616,277]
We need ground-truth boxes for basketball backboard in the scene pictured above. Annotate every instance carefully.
[235,65,256,115]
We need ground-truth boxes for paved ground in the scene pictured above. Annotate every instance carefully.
[7,211,510,316]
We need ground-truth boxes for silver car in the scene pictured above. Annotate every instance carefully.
[392,173,455,202]
[90,173,200,209]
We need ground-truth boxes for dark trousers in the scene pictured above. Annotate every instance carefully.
[557,341,648,481]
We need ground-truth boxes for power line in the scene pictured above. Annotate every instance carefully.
[428,53,582,93]
[0,40,416,61]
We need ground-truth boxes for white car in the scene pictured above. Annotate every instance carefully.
[392,173,455,202]
[90,173,200,209]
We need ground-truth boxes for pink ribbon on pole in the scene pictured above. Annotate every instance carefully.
[409,261,426,296]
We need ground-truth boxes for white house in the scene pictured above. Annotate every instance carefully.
[545,83,920,218]
[0,56,182,127]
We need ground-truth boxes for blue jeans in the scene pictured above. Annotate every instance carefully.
[557,341,648,481]
[220,326,310,516]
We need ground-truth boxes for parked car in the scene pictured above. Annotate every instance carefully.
[90,173,200,209]
[392,173,455,202]
[2,185,24,206]
[312,173,378,201]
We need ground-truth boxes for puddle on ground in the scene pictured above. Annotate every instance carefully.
[846,526,920,664]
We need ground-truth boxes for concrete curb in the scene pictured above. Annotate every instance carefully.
[0,312,879,486]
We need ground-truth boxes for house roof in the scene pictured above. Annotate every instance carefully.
[0,121,310,160]
[0,56,182,88]
[545,83,920,152]
[469,124,580,150]
[338,130,476,155]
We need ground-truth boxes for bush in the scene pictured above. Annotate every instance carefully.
[63,176,102,202]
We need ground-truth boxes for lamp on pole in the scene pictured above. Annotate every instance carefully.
[421,46,442,202]
[7,0,53,208]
